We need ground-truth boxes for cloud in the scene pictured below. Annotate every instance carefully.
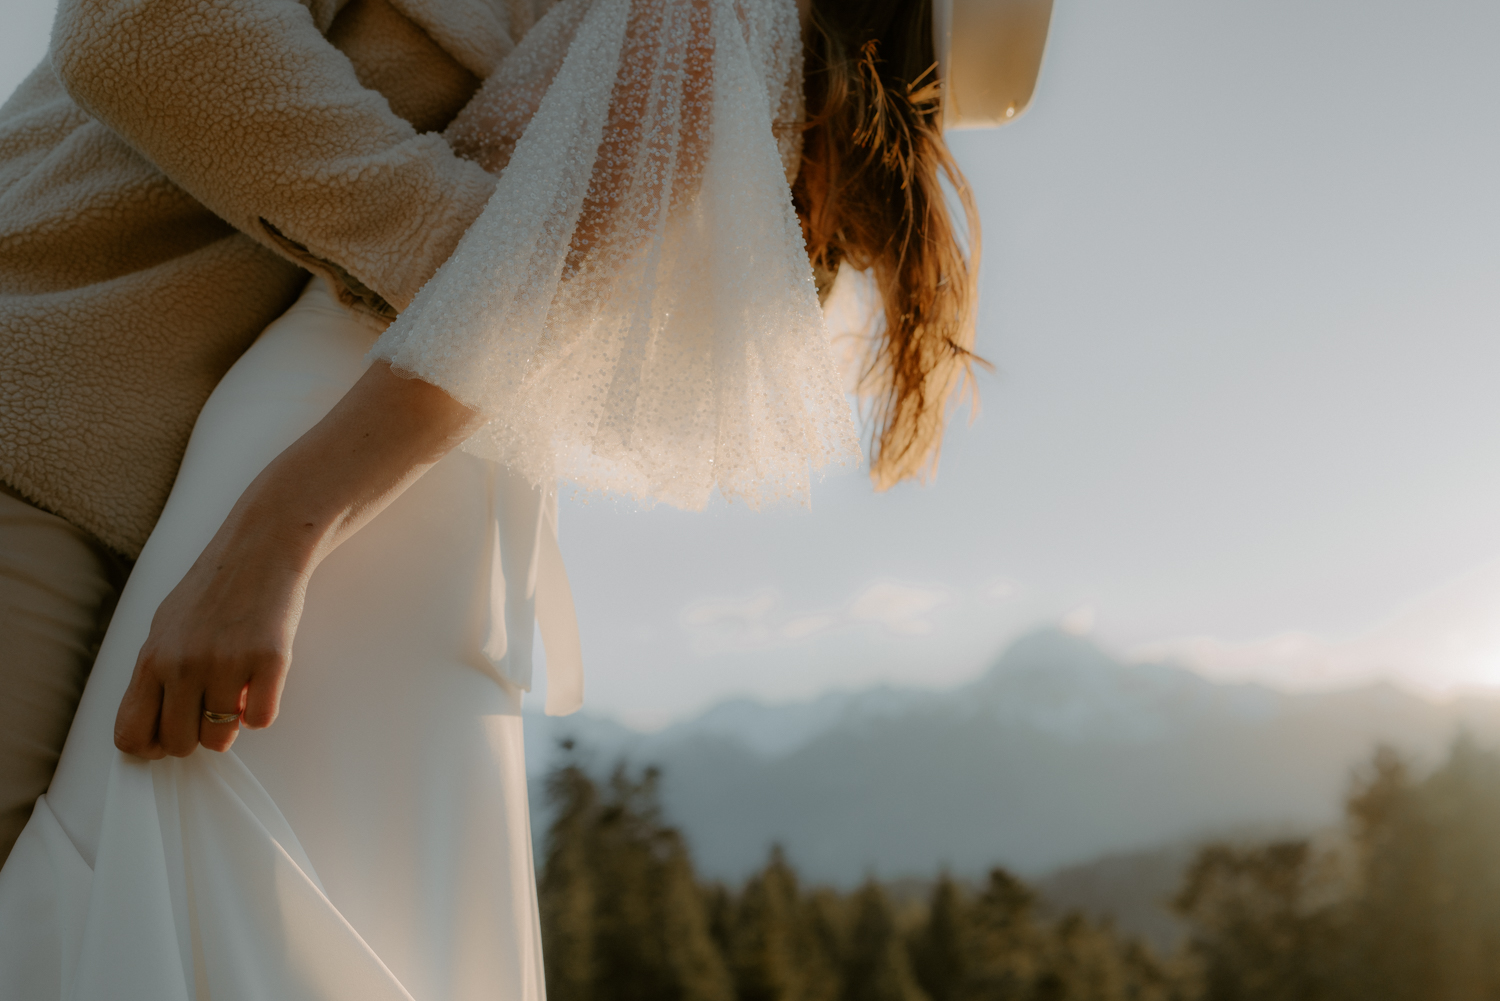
[679,589,780,629]
[1061,604,1096,636]
[782,614,839,640]
[1133,558,1500,694]
[982,578,1020,604]
[679,589,781,653]
[846,581,949,635]
[679,578,952,653]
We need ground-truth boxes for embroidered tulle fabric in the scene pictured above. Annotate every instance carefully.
[371,0,861,508]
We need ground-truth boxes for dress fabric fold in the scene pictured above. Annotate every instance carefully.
[375,0,860,509]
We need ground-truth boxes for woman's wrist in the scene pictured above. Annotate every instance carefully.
[223,459,342,583]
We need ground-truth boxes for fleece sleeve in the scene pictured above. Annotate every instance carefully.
[49,0,499,316]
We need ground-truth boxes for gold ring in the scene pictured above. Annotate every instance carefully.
[203,709,241,725]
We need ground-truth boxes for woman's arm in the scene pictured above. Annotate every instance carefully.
[113,364,483,759]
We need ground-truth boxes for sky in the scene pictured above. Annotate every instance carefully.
[8,0,1500,728]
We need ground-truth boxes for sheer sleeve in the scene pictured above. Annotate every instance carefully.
[370,0,860,509]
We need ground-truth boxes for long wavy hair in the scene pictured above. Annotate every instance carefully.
[795,0,984,489]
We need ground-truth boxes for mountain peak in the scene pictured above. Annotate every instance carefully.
[970,627,1283,739]
[985,627,1124,680]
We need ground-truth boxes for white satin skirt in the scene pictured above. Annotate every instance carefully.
[0,279,578,1000]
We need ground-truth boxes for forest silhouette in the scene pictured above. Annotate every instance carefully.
[537,737,1500,1001]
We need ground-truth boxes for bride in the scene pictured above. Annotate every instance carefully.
[0,0,1044,996]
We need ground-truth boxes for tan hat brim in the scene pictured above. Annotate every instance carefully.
[936,0,1055,130]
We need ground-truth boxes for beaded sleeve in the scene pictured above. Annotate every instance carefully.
[370,0,860,508]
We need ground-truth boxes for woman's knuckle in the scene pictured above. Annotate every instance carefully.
[163,738,195,758]
[155,649,199,684]
[115,729,157,759]
[244,707,277,729]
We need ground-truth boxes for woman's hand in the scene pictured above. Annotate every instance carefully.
[113,360,481,759]
[113,501,316,757]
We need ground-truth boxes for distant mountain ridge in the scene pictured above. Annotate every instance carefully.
[525,629,1500,886]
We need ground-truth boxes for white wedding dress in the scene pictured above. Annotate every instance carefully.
[0,0,857,996]
[0,278,572,1000]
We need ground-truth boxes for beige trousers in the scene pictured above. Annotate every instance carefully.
[0,484,128,863]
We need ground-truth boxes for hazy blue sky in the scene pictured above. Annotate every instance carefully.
[8,0,1500,726]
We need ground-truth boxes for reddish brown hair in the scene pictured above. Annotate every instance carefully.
[794,0,985,489]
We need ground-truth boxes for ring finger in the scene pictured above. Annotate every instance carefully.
[199,683,247,753]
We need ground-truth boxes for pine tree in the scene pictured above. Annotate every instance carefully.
[588,766,732,1001]
[731,846,810,1001]
[705,882,736,961]
[841,880,929,1001]
[540,752,599,1001]
[1036,911,1180,1001]
[801,887,850,1001]
[1173,839,1345,1001]
[1114,937,1182,1001]
[539,758,732,1001]
[657,827,737,1001]
[1420,736,1500,998]
[908,873,969,1001]
[965,868,1043,1001]
[1344,738,1500,1001]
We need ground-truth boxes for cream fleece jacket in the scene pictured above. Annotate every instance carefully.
[0,0,548,558]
